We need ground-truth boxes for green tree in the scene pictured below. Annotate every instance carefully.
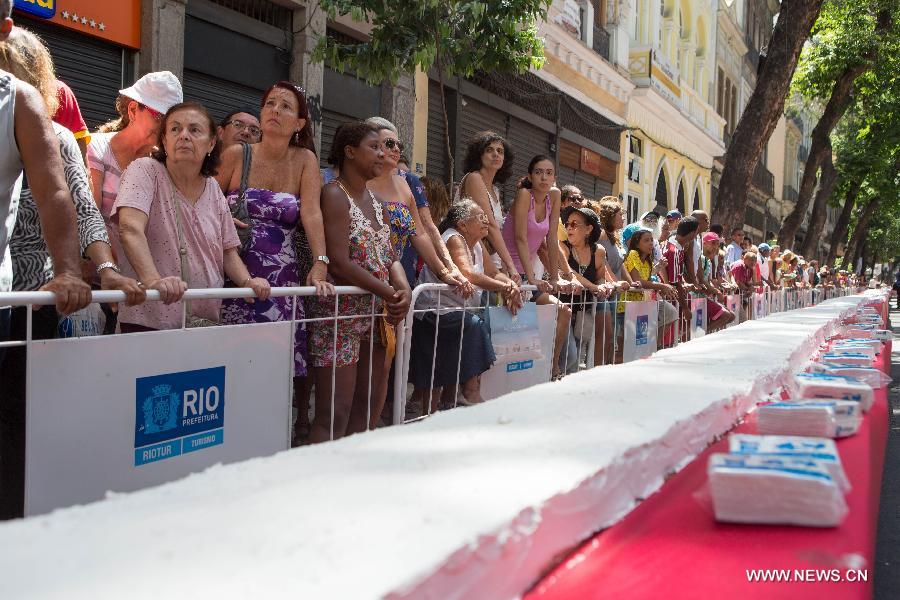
[777,1,894,249]
[711,0,826,231]
[312,0,551,184]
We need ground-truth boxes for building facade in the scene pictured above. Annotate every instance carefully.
[623,0,725,220]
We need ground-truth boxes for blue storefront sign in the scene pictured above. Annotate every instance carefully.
[13,0,56,19]
[134,367,225,466]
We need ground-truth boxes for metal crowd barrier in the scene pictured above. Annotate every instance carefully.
[0,282,862,434]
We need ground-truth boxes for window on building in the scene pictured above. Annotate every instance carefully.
[628,136,643,183]
[627,195,641,223]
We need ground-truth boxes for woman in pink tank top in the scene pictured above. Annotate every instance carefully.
[501,155,572,379]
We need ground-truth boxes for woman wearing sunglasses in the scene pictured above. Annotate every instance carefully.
[364,117,471,294]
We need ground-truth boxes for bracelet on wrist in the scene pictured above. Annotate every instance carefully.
[242,276,252,287]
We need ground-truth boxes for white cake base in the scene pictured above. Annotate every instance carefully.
[0,296,866,599]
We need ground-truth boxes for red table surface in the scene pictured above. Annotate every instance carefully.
[527,341,891,600]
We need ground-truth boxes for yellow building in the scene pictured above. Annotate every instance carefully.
[619,0,725,221]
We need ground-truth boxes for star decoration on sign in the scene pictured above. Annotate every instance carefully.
[90,20,96,28]
[99,23,106,31]
[80,17,87,25]
[71,13,78,21]
[61,10,69,19]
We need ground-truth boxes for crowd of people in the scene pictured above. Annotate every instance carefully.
[0,5,872,519]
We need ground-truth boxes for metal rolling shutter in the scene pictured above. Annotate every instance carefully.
[574,170,598,199]
[595,178,613,198]
[319,109,355,168]
[504,115,552,204]
[182,70,265,124]
[182,13,288,125]
[426,80,450,184]
[19,16,130,129]
[457,95,506,183]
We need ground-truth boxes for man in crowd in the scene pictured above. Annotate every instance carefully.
[665,216,700,339]
[730,251,758,321]
[757,243,771,289]
[724,227,743,266]
[217,107,261,148]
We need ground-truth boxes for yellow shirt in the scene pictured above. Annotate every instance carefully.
[623,250,651,303]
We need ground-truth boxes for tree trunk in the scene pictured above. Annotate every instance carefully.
[777,65,869,249]
[825,184,859,268]
[840,196,880,269]
[710,0,826,231]
[800,149,837,260]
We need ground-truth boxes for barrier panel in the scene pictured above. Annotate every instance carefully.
[622,299,659,362]
[690,296,707,338]
[0,286,382,515]
[0,282,865,515]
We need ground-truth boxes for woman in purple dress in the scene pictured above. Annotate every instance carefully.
[215,81,332,378]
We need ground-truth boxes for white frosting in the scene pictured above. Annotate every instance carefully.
[0,295,872,599]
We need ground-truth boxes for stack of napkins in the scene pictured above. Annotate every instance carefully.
[790,372,874,411]
[819,352,874,367]
[829,341,879,358]
[709,453,848,527]
[810,362,892,389]
[757,400,861,438]
[728,434,850,491]
[839,326,891,341]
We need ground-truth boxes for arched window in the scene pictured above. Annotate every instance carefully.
[654,162,670,214]
[676,177,687,215]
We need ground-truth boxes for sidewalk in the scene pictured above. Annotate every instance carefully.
[874,304,899,598]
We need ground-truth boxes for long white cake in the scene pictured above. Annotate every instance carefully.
[0,295,868,599]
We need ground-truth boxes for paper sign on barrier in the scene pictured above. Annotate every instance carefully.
[769,289,784,314]
[753,292,768,319]
[623,300,659,362]
[725,295,741,328]
[25,322,292,516]
[481,303,556,401]
[690,297,707,338]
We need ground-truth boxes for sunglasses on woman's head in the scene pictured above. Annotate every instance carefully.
[383,138,404,152]
[140,104,163,122]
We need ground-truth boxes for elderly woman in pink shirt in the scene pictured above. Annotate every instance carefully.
[113,101,270,332]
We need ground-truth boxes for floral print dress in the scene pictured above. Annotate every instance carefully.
[221,188,308,376]
[308,182,393,368]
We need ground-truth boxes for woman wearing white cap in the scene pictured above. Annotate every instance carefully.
[88,71,183,243]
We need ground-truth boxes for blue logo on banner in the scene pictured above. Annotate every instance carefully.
[506,360,534,373]
[134,367,225,465]
[636,315,649,346]
[13,0,56,19]
[695,309,703,328]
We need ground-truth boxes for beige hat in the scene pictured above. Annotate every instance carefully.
[119,71,183,115]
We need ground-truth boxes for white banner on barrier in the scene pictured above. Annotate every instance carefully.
[623,300,659,362]
[770,289,784,314]
[725,295,741,328]
[753,292,768,319]
[690,297,707,338]
[481,304,556,401]
[25,322,292,516]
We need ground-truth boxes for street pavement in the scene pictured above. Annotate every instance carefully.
[875,304,900,598]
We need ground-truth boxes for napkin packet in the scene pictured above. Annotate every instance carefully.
[809,362,892,389]
[789,372,873,411]
[708,453,848,527]
[728,434,849,491]
[757,400,861,439]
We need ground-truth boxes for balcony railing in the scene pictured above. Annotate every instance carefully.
[783,185,799,203]
[592,26,610,62]
[751,161,775,197]
[746,46,760,71]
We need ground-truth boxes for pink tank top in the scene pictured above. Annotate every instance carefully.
[501,191,551,274]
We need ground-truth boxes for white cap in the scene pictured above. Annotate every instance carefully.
[119,71,183,115]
